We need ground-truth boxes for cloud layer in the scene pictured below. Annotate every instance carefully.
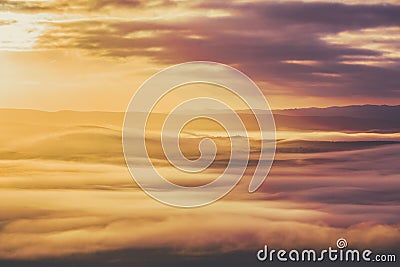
[0,109,399,261]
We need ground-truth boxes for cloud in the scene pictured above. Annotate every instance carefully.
[252,144,400,226]
[2,1,400,101]
[1,188,399,260]
[24,1,400,100]
[0,109,399,260]
[0,0,146,13]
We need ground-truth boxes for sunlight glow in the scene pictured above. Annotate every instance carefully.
[0,12,53,51]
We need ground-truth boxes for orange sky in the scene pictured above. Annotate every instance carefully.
[0,0,400,111]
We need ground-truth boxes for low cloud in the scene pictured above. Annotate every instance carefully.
[0,110,399,260]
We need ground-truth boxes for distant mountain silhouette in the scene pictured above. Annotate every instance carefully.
[196,105,400,133]
[1,105,399,134]
[272,105,400,133]
[274,104,400,119]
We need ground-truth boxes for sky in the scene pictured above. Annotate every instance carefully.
[1,0,400,111]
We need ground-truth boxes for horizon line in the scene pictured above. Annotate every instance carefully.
[0,103,399,113]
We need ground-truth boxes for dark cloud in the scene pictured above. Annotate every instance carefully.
[33,1,400,99]
[88,0,141,10]
[227,2,400,31]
